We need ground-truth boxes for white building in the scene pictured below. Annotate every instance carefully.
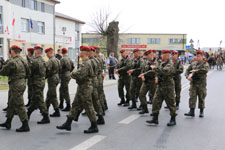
[55,12,85,61]
[0,0,59,59]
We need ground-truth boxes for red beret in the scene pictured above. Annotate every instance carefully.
[120,49,126,53]
[152,50,157,53]
[80,46,91,51]
[196,51,204,55]
[161,49,171,54]
[45,47,53,53]
[133,48,140,53]
[34,46,43,50]
[27,48,34,51]
[144,50,153,55]
[10,45,22,51]
[92,46,99,50]
[90,46,96,52]
[62,48,68,53]
[172,51,178,55]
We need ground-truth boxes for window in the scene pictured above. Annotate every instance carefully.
[41,3,45,12]
[0,38,3,57]
[169,38,183,44]
[21,18,29,32]
[21,43,26,56]
[85,38,99,44]
[37,22,45,34]
[147,38,160,44]
[21,0,25,7]
[0,6,2,34]
[30,0,37,10]
[41,44,45,56]
[127,38,141,44]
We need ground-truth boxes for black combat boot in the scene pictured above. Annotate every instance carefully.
[37,114,50,124]
[184,108,195,117]
[62,104,71,112]
[84,122,99,134]
[139,105,149,114]
[25,99,31,107]
[27,110,33,120]
[74,111,82,122]
[164,106,169,109]
[0,118,12,129]
[199,109,204,118]
[176,103,179,110]
[56,116,72,131]
[118,98,125,106]
[50,108,61,117]
[167,116,176,126]
[59,101,64,109]
[97,115,105,125]
[2,106,8,112]
[137,104,143,111]
[146,114,159,125]
[123,99,130,107]
[128,100,137,110]
[16,120,30,132]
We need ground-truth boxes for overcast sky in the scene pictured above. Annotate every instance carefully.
[56,0,225,48]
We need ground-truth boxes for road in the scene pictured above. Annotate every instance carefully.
[0,67,225,150]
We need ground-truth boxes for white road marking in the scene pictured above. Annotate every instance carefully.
[119,114,140,124]
[69,135,106,150]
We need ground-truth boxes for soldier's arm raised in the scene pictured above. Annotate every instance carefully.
[185,64,192,78]
[71,62,89,81]
[0,61,15,76]
[196,63,209,74]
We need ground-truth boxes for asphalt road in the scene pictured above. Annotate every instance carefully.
[0,67,225,150]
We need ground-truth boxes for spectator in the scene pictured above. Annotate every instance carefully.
[107,52,118,80]
[55,49,62,60]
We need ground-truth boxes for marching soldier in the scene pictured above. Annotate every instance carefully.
[115,49,132,106]
[59,48,74,111]
[27,46,50,124]
[172,51,184,110]
[146,50,177,126]
[45,48,61,117]
[56,46,99,133]
[26,48,35,107]
[127,48,144,110]
[0,45,30,132]
[139,50,157,114]
[184,51,209,118]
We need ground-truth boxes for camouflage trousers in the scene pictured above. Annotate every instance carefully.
[28,79,48,115]
[6,79,28,122]
[68,83,96,122]
[59,74,71,105]
[139,80,156,105]
[118,76,131,100]
[130,76,142,101]
[27,78,33,101]
[189,82,207,109]
[152,83,177,117]
[92,77,103,115]
[98,74,107,108]
[46,75,59,110]
[174,75,182,104]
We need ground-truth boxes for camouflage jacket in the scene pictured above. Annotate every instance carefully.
[173,59,184,78]
[95,56,104,75]
[185,60,209,83]
[130,56,145,77]
[116,56,132,78]
[142,58,158,81]
[71,59,94,85]
[46,56,61,78]
[31,56,46,79]
[60,55,74,74]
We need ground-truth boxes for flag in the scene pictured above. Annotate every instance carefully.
[30,19,33,29]
[12,18,15,26]
[70,37,73,42]
[6,26,10,35]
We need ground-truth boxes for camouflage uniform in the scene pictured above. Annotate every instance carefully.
[139,58,157,105]
[45,56,61,110]
[152,60,177,117]
[27,55,34,104]
[59,55,74,106]
[116,56,132,103]
[185,61,209,109]
[129,56,144,108]
[173,59,184,106]
[0,56,30,122]
[89,56,103,115]
[68,59,96,123]
[27,56,48,116]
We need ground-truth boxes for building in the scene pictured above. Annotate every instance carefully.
[82,33,187,55]
[0,0,60,59]
[55,12,85,61]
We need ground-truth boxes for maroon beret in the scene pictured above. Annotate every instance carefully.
[144,50,153,55]
[152,50,157,53]
[62,48,68,53]
[133,48,140,53]
[10,45,22,51]
[45,47,53,53]
[92,46,99,50]
[27,48,34,52]
[80,46,91,51]
[34,46,43,50]
[161,49,171,54]
[196,51,204,55]
[120,49,126,53]
[90,46,96,52]
[172,51,178,55]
